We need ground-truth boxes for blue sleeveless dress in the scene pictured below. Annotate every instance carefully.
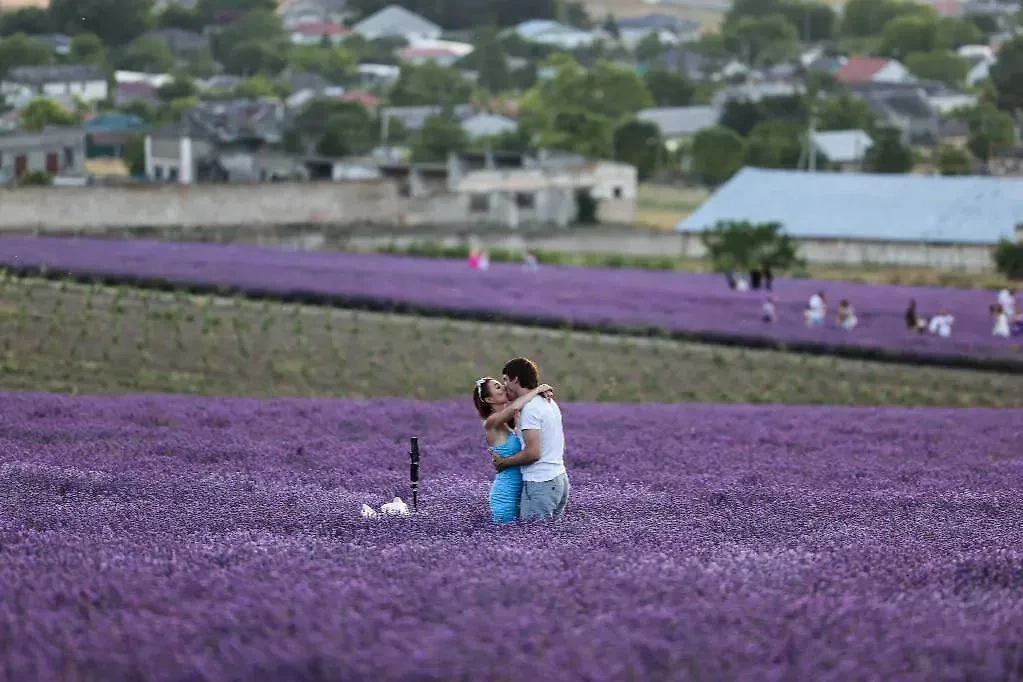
[488,432,524,524]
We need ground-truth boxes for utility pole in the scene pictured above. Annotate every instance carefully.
[807,109,817,172]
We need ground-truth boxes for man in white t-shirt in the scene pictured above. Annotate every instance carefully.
[492,357,570,521]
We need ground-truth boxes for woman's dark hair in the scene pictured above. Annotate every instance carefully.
[502,357,539,390]
[473,377,515,427]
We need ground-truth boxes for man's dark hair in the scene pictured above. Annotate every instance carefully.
[502,357,540,389]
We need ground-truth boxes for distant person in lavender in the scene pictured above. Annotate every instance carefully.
[804,291,826,327]
[492,357,570,522]
[523,250,540,272]
[991,304,1010,338]
[473,377,554,524]
[905,299,927,333]
[762,296,776,323]
[928,308,954,337]
[837,299,858,331]
[997,288,1016,318]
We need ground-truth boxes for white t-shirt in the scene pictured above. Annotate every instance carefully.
[809,294,823,311]
[517,395,566,483]
[998,290,1016,316]
[994,312,1010,337]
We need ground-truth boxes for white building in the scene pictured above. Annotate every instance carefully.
[677,167,1023,271]
[1,65,108,104]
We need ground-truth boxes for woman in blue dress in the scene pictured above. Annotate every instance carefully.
[472,377,553,524]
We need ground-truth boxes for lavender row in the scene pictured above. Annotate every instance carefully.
[0,236,1019,370]
[2,393,1022,680]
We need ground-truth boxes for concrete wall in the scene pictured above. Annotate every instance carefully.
[0,180,401,231]
[679,234,995,271]
[347,228,998,272]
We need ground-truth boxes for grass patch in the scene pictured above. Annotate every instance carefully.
[0,276,1020,406]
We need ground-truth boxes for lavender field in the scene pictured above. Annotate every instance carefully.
[0,236,1019,370]
[3,393,1023,681]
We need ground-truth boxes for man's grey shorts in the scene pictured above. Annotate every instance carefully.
[520,473,570,521]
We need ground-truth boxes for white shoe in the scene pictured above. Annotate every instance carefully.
[380,497,410,516]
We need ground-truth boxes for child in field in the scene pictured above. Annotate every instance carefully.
[837,299,858,331]
[804,291,826,327]
[928,308,954,338]
[762,296,776,323]
[905,299,927,333]
[992,303,1010,338]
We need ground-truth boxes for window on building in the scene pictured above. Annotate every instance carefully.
[45,152,59,174]
[515,192,535,209]
[613,186,623,198]
[15,155,27,177]
[469,194,489,212]
[63,147,74,168]
[168,167,179,181]
[154,166,163,179]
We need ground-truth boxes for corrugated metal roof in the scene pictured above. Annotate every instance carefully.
[677,167,1023,244]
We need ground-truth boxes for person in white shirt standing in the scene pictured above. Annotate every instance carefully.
[492,357,570,522]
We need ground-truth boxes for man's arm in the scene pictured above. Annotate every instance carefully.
[495,429,541,471]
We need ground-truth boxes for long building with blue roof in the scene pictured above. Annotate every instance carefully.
[676,167,1023,270]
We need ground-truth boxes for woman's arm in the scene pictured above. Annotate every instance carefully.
[482,384,552,430]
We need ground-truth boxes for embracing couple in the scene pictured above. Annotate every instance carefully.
[471,357,570,525]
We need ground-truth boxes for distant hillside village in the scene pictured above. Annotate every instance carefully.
[0,0,1022,233]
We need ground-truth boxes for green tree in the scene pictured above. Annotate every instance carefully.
[634,33,665,62]
[904,50,968,86]
[69,33,107,65]
[691,125,746,185]
[720,94,807,137]
[879,14,939,57]
[234,73,281,98]
[724,14,799,66]
[389,62,474,106]
[963,104,1015,162]
[223,42,287,76]
[643,68,695,107]
[157,4,204,31]
[863,126,913,173]
[0,8,53,35]
[612,118,662,180]
[287,45,357,82]
[214,9,284,62]
[194,0,275,23]
[700,220,803,273]
[20,98,78,131]
[123,134,146,175]
[467,26,511,92]
[840,0,927,37]
[294,99,375,156]
[816,93,875,131]
[156,74,197,101]
[541,109,614,158]
[411,115,469,162]
[990,37,1023,113]
[936,145,972,175]
[743,120,808,169]
[0,34,54,73]
[117,35,175,72]
[935,17,984,49]
[993,240,1023,280]
[50,0,154,46]
[725,0,835,41]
